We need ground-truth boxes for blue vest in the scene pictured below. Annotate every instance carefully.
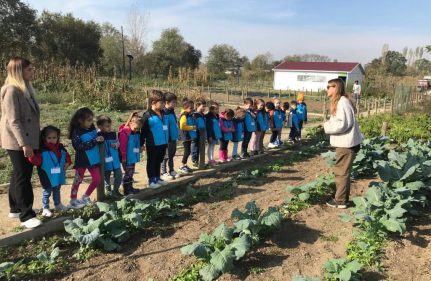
[126,133,141,165]
[40,149,67,188]
[194,113,206,131]
[256,111,268,132]
[210,116,222,140]
[180,112,197,141]
[297,103,306,121]
[163,109,179,142]
[263,112,270,131]
[104,139,121,171]
[80,129,100,166]
[233,119,244,142]
[148,114,169,146]
[244,111,256,132]
[221,119,233,141]
[273,110,284,129]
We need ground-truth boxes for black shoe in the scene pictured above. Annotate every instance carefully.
[241,152,250,158]
[326,198,347,209]
[251,151,259,156]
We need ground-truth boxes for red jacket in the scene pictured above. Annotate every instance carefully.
[28,142,72,167]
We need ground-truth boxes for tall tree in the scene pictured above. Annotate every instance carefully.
[206,44,242,78]
[99,23,125,74]
[383,51,407,76]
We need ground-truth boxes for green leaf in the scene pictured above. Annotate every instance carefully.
[386,206,407,219]
[339,212,352,222]
[380,218,405,234]
[228,235,252,260]
[50,247,60,261]
[96,201,112,213]
[212,224,233,242]
[345,260,362,273]
[98,237,121,251]
[298,192,310,201]
[181,243,211,259]
[209,248,235,273]
[260,208,282,228]
[76,228,100,246]
[338,268,352,281]
[233,219,256,233]
[199,264,220,281]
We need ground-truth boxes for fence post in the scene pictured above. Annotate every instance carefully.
[97,143,105,202]
[383,97,387,113]
[381,121,389,137]
[227,89,230,102]
[208,85,211,100]
[198,129,206,170]
[390,99,394,115]
[375,99,378,115]
[367,99,370,117]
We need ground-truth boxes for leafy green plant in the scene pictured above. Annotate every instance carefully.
[168,261,206,281]
[25,247,65,275]
[323,259,362,281]
[346,229,387,268]
[0,261,22,281]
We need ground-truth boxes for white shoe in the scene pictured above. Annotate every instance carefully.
[148,182,161,189]
[157,179,168,186]
[170,171,180,179]
[161,173,174,181]
[55,203,68,212]
[21,217,42,229]
[80,196,92,206]
[42,208,52,217]
[8,212,20,218]
[68,199,85,209]
[268,142,277,148]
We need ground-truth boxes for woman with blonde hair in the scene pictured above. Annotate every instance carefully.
[324,78,363,209]
[0,57,42,228]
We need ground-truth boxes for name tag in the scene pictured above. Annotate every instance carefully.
[163,125,168,131]
[251,122,255,126]
[105,157,113,163]
[279,116,282,119]
[133,148,140,153]
[51,167,61,174]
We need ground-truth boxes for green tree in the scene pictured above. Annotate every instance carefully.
[382,50,407,76]
[206,44,242,78]
[0,0,38,59]
[414,58,431,74]
[99,23,124,74]
[250,52,273,71]
[35,11,102,65]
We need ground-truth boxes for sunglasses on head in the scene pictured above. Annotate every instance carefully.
[327,85,335,90]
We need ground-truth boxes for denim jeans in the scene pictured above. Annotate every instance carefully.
[42,186,61,209]
[104,168,123,192]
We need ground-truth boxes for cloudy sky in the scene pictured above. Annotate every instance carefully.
[25,0,431,64]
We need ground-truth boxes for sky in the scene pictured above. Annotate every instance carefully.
[25,0,431,65]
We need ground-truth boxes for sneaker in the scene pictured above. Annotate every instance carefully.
[326,198,347,209]
[170,171,180,179]
[124,187,139,195]
[8,212,20,218]
[157,179,168,186]
[69,199,85,209]
[110,190,123,199]
[232,155,241,161]
[251,151,259,156]
[80,195,92,206]
[21,217,42,229]
[178,166,190,175]
[208,160,217,167]
[268,142,277,148]
[55,203,68,212]
[161,173,174,181]
[42,208,52,217]
[148,182,161,189]
[192,161,199,167]
[185,165,193,173]
[241,152,250,159]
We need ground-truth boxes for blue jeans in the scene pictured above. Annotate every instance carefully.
[104,168,123,192]
[191,138,200,163]
[42,186,61,209]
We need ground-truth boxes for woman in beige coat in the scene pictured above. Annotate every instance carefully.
[0,57,42,228]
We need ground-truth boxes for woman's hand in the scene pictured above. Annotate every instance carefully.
[23,145,34,157]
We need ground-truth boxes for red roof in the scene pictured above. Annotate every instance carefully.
[274,61,361,73]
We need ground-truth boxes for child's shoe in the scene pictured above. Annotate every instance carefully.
[268,142,277,148]
[55,203,68,212]
[170,171,180,179]
[157,178,168,186]
[232,155,241,161]
[208,160,217,167]
[161,173,174,181]
[241,152,250,159]
[192,161,199,167]
[148,181,161,189]
[178,166,191,175]
[80,195,92,206]
[110,189,123,199]
[69,199,85,209]
[42,208,52,217]
[21,217,42,229]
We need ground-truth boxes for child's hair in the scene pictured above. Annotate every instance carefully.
[256,99,265,107]
[225,109,235,119]
[183,99,194,110]
[265,101,275,111]
[68,107,94,139]
[96,115,112,127]
[291,100,298,106]
[235,107,246,115]
[282,102,290,111]
[149,89,165,104]
[243,98,254,106]
[40,125,61,145]
[297,92,305,102]
[209,101,219,112]
[195,98,207,108]
[125,112,141,127]
[165,92,177,103]
[272,97,280,102]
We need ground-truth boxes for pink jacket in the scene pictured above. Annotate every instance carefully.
[219,112,235,133]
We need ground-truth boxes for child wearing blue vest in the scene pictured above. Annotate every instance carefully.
[296,93,308,141]
[250,99,267,156]
[28,126,71,217]
[273,98,285,146]
[205,102,222,166]
[191,98,207,167]
[119,112,143,193]
[161,92,179,181]
[96,115,123,198]
[288,101,300,143]
[179,99,197,174]
[241,98,256,158]
[219,109,235,162]
[268,99,284,148]
[141,90,169,188]
[68,107,104,208]
[260,103,270,153]
[232,108,246,160]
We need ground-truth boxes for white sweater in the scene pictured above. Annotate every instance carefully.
[323,96,363,148]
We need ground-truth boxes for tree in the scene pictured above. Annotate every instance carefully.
[206,44,242,78]
[99,23,125,74]
[0,0,38,59]
[382,51,407,76]
[250,52,273,71]
[36,11,102,65]
[414,58,431,74]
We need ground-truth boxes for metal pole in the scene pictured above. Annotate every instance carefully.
[121,26,126,80]
[97,143,106,202]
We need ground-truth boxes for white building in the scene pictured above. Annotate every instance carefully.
[273,61,365,91]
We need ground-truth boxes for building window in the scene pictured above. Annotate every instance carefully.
[297,75,326,82]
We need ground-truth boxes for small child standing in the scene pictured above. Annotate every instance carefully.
[241,98,256,158]
[232,108,245,160]
[267,101,283,148]
[68,107,104,208]
[179,99,197,174]
[119,112,143,194]
[28,126,71,216]
[205,102,222,166]
[296,93,308,141]
[161,92,179,181]
[219,109,235,162]
[191,98,207,167]
[273,98,284,146]
[96,115,123,198]
[141,90,169,188]
[251,99,267,156]
[288,101,300,143]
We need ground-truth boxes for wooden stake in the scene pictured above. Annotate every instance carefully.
[97,143,105,202]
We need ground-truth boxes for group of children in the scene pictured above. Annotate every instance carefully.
[27,90,307,216]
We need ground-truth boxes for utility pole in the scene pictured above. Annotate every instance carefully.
[121,26,126,80]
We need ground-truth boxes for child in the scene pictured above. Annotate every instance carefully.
[250,99,267,156]
[219,109,235,162]
[205,102,222,166]
[28,126,71,216]
[232,107,245,160]
[119,112,143,193]
[268,100,284,148]
[241,98,256,158]
[288,101,300,143]
[191,98,207,167]
[179,99,197,174]
[260,103,270,153]
[161,92,179,181]
[96,115,123,198]
[142,90,169,188]
[273,97,284,146]
[68,107,103,208]
[296,92,308,141]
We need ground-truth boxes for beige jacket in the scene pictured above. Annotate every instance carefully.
[0,85,40,150]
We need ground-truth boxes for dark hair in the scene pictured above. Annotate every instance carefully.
[244,98,254,106]
[183,99,194,109]
[149,89,165,104]
[291,100,297,106]
[225,109,235,118]
[195,97,207,108]
[68,107,94,139]
[40,125,61,146]
[282,102,290,111]
[96,115,112,127]
[165,92,177,103]
[265,101,275,111]
[209,101,219,112]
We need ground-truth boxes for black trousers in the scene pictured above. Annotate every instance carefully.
[146,145,167,180]
[182,140,192,165]
[241,131,253,154]
[270,130,279,143]
[161,141,177,174]
[191,137,200,163]
[7,150,36,222]
[298,120,304,138]
[220,139,229,150]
